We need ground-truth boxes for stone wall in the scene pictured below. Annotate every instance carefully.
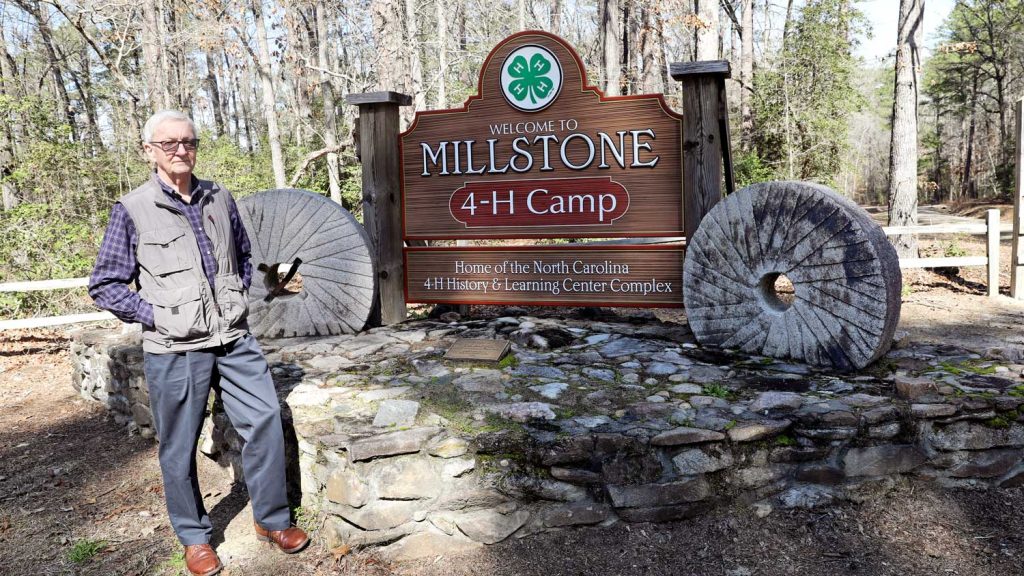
[71,314,1024,562]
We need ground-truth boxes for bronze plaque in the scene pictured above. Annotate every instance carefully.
[445,338,512,362]
[401,31,684,240]
[406,245,685,307]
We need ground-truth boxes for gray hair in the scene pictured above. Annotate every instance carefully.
[142,110,196,142]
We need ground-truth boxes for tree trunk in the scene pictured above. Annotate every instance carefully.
[518,0,527,30]
[0,26,18,210]
[224,52,248,149]
[694,0,719,61]
[600,0,621,96]
[654,2,670,97]
[435,0,448,108]
[740,0,753,152]
[141,0,167,111]
[962,73,979,199]
[316,3,342,204]
[782,0,795,50]
[886,0,924,257]
[404,0,426,111]
[22,0,78,140]
[373,0,405,93]
[549,0,561,34]
[638,1,661,93]
[284,0,313,146]
[251,0,287,187]
[205,52,225,137]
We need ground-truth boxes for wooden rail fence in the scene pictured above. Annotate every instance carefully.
[880,209,1002,298]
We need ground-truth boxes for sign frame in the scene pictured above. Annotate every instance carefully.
[399,30,685,241]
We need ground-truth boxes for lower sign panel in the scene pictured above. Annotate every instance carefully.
[405,245,685,307]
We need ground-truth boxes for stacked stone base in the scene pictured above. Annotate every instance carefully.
[71,315,1024,562]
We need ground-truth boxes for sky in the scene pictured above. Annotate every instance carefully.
[856,0,957,65]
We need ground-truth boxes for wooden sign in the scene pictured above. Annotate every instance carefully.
[401,31,684,240]
[444,339,512,362]
[406,245,685,307]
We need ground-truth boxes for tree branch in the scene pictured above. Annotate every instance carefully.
[289,143,352,187]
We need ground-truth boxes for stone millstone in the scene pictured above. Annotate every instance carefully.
[683,181,901,370]
[238,188,376,338]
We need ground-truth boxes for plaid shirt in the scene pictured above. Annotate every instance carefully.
[88,173,253,327]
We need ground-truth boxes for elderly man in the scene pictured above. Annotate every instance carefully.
[89,110,308,576]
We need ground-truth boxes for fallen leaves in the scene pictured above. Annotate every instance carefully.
[330,543,352,562]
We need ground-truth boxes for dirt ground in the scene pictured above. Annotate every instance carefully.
[3,237,1024,575]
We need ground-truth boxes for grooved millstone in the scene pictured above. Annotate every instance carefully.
[683,181,902,370]
[238,189,376,338]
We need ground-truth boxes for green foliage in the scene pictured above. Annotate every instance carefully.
[733,151,776,188]
[774,434,797,447]
[985,413,1015,429]
[419,382,476,432]
[198,134,277,197]
[0,203,103,317]
[923,0,1024,199]
[702,383,734,399]
[292,504,320,533]
[498,353,519,370]
[67,538,107,564]
[937,359,996,376]
[156,550,187,574]
[751,0,866,185]
[199,134,362,214]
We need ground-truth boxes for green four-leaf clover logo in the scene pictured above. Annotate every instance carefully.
[501,45,562,112]
[507,54,554,105]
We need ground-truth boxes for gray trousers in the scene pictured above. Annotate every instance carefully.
[143,333,291,545]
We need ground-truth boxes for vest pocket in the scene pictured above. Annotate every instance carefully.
[216,274,248,327]
[148,284,210,340]
[139,228,191,276]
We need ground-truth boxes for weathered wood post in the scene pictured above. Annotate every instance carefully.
[1011,98,1024,299]
[346,91,412,325]
[987,208,1001,298]
[670,60,735,239]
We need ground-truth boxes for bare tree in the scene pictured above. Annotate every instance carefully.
[251,0,287,187]
[740,0,753,151]
[315,2,342,203]
[16,0,78,140]
[887,0,924,257]
[405,0,426,110]
[435,0,448,108]
[694,0,718,60]
[600,0,621,95]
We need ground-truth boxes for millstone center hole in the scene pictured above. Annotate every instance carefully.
[263,262,304,296]
[758,272,795,312]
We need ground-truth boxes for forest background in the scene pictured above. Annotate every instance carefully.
[0,0,1020,319]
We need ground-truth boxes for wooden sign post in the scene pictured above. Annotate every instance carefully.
[349,32,736,313]
[347,91,412,325]
[670,61,734,240]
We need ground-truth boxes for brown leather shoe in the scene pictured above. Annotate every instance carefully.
[183,544,223,576]
[254,523,310,554]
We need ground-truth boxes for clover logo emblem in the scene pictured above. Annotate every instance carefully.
[500,45,562,112]
[508,54,554,105]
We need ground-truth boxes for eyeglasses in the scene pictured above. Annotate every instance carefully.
[148,139,200,154]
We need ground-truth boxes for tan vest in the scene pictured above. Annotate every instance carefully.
[120,177,249,353]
